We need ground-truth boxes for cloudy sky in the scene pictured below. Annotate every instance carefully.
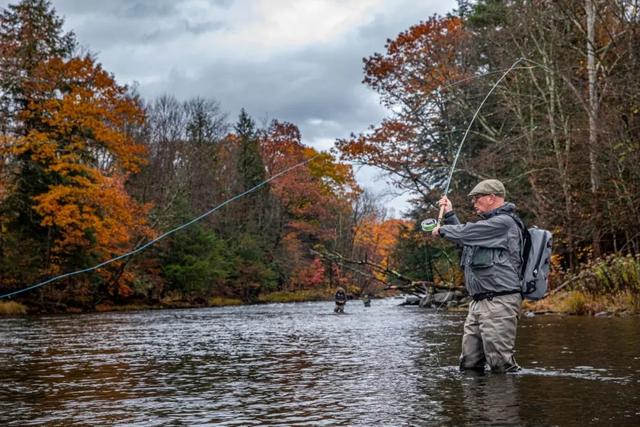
[5,0,459,216]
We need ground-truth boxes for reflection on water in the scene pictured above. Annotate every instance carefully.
[1,299,640,426]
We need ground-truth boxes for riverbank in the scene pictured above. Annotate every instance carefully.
[2,288,639,317]
[523,289,640,316]
[0,300,27,315]
[0,288,337,316]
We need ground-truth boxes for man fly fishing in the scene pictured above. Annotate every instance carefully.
[430,179,523,373]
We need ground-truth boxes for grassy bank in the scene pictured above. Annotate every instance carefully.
[258,288,332,303]
[524,290,640,316]
[525,254,640,315]
[0,301,27,315]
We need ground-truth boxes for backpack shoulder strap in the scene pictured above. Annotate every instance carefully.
[499,212,531,276]
[502,212,526,234]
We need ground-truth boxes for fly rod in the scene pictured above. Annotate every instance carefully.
[421,57,525,232]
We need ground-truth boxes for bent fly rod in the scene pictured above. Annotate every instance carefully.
[421,57,526,233]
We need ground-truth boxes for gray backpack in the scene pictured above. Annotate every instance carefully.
[506,214,553,300]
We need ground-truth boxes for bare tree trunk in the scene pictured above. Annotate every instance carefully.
[586,0,601,257]
[513,18,577,268]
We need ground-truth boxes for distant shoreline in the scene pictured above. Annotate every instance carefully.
[2,289,639,317]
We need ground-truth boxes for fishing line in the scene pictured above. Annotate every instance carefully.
[433,57,529,298]
[442,57,526,197]
[432,55,527,271]
[0,154,320,299]
[428,64,537,98]
[422,57,528,235]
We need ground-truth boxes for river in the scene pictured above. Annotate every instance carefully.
[1,298,639,426]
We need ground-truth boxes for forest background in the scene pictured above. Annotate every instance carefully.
[1,0,639,314]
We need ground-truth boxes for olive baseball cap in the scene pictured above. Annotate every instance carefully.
[468,179,506,197]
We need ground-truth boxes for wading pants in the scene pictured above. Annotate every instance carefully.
[460,293,522,373]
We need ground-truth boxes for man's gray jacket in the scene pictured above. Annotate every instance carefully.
[439,203,523,297]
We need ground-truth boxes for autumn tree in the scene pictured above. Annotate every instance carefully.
[336,14,471,214]
[338,2,640,281]
[0,1,151,304]
[259,120,360,291]
[0,0,76,285]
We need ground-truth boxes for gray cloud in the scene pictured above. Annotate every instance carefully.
[43,0,456,138]
[148,45,382,142]
[1,0,458,214]
[52,0,225,48]
[55,0,179,19]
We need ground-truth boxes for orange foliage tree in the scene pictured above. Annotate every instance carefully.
[260,120,359,289]
[336,15,470,204]
[2,55,152,295]
[353,217,411,282]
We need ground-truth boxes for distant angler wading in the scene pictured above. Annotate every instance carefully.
[334,287,347,314]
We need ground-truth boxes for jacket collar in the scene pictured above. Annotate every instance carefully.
[479,202,516,219]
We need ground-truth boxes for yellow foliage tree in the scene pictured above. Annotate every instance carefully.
[354,217,410,282]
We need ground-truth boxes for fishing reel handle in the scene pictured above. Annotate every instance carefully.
[421,195,447,232]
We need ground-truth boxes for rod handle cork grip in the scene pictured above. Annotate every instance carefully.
[437,203,445,226]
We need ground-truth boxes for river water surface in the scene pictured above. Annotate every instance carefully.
[1,298,640,426]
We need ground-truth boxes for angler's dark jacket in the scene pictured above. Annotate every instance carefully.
[439,203,523,297]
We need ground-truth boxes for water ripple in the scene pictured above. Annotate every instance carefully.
[2,299,639,426]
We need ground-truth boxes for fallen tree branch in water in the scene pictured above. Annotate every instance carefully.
[311,248,465,296]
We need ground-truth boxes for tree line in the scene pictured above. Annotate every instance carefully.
[0,0,401,312]
[338,0,640,293]
[4,0,637,313]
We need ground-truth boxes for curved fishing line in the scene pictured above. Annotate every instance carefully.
[443,57,526,196]
[0,154,320,299]
[393,65,539,130]
[434,57,527,299]
[435,64,536,94]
